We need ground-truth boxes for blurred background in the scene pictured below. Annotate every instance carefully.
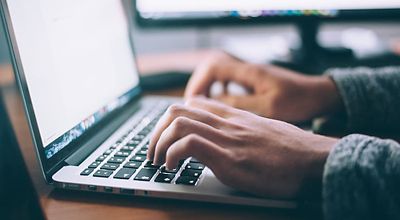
[2,1,400,80]
[130,22,400,61]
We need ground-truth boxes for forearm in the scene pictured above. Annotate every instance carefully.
[323,134,400,220]
[326,66,400,132]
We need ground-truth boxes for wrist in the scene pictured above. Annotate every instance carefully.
[299,135,337,199]
[307,76,344,117]
[307,135,337,180]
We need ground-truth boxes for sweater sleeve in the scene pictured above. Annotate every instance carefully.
[326,66,400,132]
[323,134,400,220]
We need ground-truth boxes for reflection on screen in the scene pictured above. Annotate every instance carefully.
[137,0,400,12]
[7,0,139,158]
[136,0,400,20]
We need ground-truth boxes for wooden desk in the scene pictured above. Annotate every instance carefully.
[0,55,305,220]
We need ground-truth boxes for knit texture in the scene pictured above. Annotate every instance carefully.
[323,134,400,220]
[327,66,400,132]
[322,66,400,219]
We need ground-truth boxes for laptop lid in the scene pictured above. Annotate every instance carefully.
[0,92,46,220]
[0,0,142,181]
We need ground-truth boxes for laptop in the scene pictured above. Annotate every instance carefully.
[0,0,296,208]
[0,91,46,220]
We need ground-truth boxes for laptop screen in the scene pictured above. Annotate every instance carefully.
[6,0,139,159]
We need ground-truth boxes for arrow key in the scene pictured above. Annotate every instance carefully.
[114,168,136,179]
[155,173,175,183]
[134,168,157,181]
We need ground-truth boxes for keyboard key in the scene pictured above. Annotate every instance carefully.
[96,155,107,162]
[181,169,202,178]
[133,135,146,140]
[127,140,140,146]
[176,176,198,185]
[101,163,119,170]
[114,168,136,179]
[93,170,113,178]
[137,131,150,136]
[155,173,175,183]
[190,158,201,163]
[110,144,119,149]
[185,163,205,170]
[108,157,126,164]
[120,146,134,152]
[103,149,113,155]
[115,151,130,157]
[136,149,148,156]
[134,168,157,181]
[123,161,142,169]
[88,161,101,168]
[160,166,179,174]
[143,130,151,135]
[80,168,94,176]
[130,155,146,162]
[144,161,161,169]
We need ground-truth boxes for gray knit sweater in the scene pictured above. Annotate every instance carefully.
[323,67,400,220]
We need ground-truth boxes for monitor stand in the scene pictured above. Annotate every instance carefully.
[273,19,355,74]
[275,20,400,74]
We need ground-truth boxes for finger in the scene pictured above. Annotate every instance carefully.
[147,104,225,160]
[185,97,234,118]
[184,61,218,98]
[165,134,228,171]
[216,95,264,115]
[184,57,257,98]
[153,116,231,165]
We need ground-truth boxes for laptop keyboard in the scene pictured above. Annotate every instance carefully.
[80,102,205,186]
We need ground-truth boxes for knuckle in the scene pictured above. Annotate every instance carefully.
[231,149,248,166]
[203,62,218,74]
[167,104,185,117]
[185,134,200,146]
[171,116,190,131]
[182,134,200,152]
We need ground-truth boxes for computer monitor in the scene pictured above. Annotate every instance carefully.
[135,0,400,26]
[134,0,400,73]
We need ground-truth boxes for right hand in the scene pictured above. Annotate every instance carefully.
[185,51,342,123]
[147,97,337,199]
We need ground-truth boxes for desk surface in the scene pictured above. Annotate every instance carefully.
[0,54,305,220]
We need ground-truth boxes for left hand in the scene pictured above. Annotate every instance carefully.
[147,97,337,199]
[184,51,342,123]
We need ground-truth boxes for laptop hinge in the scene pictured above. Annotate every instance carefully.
[64,100,141,166]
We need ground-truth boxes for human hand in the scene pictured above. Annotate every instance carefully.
[185,51,342,123]
[147,97,338,199]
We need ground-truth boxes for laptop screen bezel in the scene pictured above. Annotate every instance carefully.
[0,0,143,181]
[0,91,46,220]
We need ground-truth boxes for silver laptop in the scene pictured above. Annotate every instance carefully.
[0,0,296,208]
